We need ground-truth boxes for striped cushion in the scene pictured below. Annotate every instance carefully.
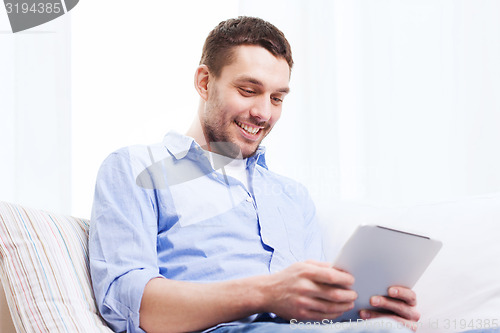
[0,202,113,332]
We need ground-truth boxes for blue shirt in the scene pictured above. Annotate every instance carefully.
[89,131,325,333]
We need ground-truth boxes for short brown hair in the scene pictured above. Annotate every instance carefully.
[200,16,293,77]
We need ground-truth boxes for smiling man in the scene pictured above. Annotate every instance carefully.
[89,17,419,333]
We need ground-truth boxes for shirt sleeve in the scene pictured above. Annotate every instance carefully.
[89,149,163,333]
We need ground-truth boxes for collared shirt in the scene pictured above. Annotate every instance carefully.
[89,131,325,333]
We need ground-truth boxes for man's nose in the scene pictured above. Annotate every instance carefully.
[249,96,272,122]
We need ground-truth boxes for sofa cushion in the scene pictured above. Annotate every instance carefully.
[0,201,113,332]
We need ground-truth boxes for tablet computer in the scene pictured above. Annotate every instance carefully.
[332,224,442,321]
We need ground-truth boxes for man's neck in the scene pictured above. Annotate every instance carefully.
[186,108,207,148]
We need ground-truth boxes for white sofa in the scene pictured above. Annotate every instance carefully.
[1,193,500,333]
[320,193,500,332]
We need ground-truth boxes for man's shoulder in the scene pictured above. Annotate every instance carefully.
[100,140,169,172]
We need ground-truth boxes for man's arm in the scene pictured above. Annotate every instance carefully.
[90,149,165,333]
[139,261,357,333]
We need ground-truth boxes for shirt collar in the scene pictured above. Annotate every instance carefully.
[162,130,268,169]
[162,131,199,160]
[248,146,268,170]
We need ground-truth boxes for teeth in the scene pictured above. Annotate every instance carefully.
[236,121,260,135]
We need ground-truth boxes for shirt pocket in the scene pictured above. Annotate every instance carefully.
[278,206,306,262]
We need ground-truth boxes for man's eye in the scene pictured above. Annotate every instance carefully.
[272,97,283,104]
[239,88,255,95]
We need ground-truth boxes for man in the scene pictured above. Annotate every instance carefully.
[90,17,420,333]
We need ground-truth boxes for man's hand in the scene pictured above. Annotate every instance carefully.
[139,260,356,333]
[262,260,358,321]
[359,286,421,331]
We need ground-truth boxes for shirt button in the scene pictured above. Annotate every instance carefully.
[246,196,253,203]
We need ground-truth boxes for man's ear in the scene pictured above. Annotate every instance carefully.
[194,65,210,101]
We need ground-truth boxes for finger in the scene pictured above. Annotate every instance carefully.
[308,266,355,287]
[304,260,332,268]
[300,261,355,287]
[387,286,417,307]
[305,259,353,273]
[359,310,420,332]
[369,296,421,321]
[313,284,358,303]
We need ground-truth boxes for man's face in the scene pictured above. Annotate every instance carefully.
[201,45,290,159]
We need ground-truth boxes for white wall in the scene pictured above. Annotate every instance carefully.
[238,0,500,211]
[0,11,71,214]
[3,1,498,218]
[339,0,500,206]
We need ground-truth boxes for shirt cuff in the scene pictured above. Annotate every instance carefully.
[102,269,164,333]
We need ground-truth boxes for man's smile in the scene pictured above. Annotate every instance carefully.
[234,120,263,137]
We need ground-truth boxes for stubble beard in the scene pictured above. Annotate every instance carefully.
[202,90,265,159]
